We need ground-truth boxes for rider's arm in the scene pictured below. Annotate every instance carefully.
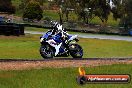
[62,28,69,36]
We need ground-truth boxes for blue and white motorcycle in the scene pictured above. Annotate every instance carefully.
[39,28,83,59]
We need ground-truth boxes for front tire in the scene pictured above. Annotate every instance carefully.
[40,45,54,59]
[69,44,83,58]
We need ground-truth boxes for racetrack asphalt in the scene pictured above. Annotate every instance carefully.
[25,31,132,41]
[0,58,131,62]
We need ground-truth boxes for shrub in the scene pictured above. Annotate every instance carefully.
[23,0,43,21]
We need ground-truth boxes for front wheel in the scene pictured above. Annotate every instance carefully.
[69,44,83,58]
[40,45,54,59]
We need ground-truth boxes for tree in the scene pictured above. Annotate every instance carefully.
[75,0,111,25]
[111,0,125,20]
[53,0,77,22]
[19,0,30,11]
[74,0,87,23]
[111,0,132,28]
[124,0,132,28]
[23,0,43,21]
[51,0,111,25]
[0,0,15,13]
[19,0,43,11]
[90,0,111,26]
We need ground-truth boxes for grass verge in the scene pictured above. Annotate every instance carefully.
[0,64,131,88]
[0,34,132,59]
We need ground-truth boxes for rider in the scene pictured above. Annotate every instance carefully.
[49,21,69,37]
[46,21,69,56]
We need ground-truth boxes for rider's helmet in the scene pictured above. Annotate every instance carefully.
[50,21,59,33]
[50,21,58,28]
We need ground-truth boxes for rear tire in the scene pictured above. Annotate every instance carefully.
[40,45,54,59]
[69,44,83,58]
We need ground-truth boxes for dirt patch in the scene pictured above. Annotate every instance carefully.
[0,60,132,70]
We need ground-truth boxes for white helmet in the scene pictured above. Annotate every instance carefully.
[50,21,58,27]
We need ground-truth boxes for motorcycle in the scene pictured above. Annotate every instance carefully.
[39,30,83,59]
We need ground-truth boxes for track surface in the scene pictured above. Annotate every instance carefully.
[0,58,132,62]
[0,58,132,70]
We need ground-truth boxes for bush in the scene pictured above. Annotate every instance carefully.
[23,0,43,21]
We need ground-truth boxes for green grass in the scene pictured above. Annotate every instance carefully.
[0,34,41,59]
[0,34,132,59]
[90,13,119,27]
[79,38,132,58]
[0,64,131,88]
[107,13,120,27]
[43,10,60,20]
[12,0,21,6]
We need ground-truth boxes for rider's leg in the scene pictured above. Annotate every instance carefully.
[47,39,62,56]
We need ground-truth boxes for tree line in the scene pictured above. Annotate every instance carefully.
[0,0,132,28]
[53,0,132,28]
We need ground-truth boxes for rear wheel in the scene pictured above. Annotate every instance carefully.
[69,44,83,58]
[40,45,54,59]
